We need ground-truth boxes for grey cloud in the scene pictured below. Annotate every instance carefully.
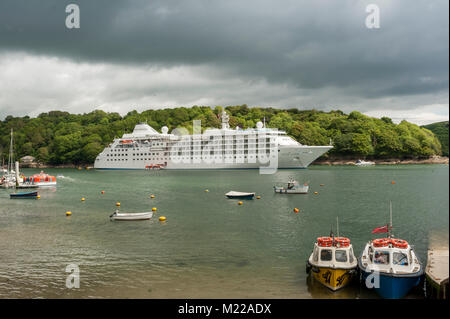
[0,0,448,121]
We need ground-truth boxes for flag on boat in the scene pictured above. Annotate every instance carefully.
[371,225,389,233]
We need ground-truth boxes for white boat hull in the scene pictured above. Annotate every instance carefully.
[274,186,309,194]
[94,145,332,170]
[110,212,153,221]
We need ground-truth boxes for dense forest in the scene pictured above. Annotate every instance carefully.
[0,105,444,165]
[422,121,448,156]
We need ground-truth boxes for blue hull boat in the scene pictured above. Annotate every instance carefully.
[10,191,38,199]
[359,266,423,299]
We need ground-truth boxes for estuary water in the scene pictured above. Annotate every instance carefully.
[0,165,448,298]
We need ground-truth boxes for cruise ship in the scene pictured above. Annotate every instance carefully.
[94,111,332,170]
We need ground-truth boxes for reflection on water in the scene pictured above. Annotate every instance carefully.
[0,165,448,298]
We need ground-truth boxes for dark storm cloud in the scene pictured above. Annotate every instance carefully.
[0,0,448,95]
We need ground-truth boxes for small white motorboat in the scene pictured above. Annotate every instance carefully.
[110,211,153,221]
[355,159,375,166]
[225,191,255,199]
[274,179,309,194]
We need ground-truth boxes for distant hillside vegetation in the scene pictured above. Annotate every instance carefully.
[0,106,444,165]
[422,121,448,156]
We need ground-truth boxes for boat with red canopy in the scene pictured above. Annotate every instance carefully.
[21,171,57,187]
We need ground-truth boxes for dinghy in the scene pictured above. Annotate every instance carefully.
[10,191,39,199]
[225,191,255,199]
[110,211,153,221]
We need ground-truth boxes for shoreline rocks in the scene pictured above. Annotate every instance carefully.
[314,155,449,166]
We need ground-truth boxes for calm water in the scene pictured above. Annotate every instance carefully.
[0,165,448,298]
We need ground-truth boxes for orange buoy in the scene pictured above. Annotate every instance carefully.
[238,201,243,205]
[101,191,105,194]
[314,191,318,195]
[391,181,396,184]
[294,208,299,213]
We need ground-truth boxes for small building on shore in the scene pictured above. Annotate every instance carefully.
[20,156,38,168]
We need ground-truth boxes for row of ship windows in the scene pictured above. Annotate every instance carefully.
[107,153,165,156]
[108,148,271,156]
[111,141,274,149]
[107,158,166,161]
[106,155,274,161]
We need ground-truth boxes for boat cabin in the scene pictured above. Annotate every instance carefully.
[360,238,421,274]
[309,237,357,269]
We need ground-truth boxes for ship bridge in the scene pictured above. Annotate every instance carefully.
[122,123,161,138]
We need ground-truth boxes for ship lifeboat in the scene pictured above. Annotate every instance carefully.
[334,237,350,248]
[391,238,408,249]
[120,140,134,144]
[317,237,333,247]
[25,171,57,187]
[372,238,390,247]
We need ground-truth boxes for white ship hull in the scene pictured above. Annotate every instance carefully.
[94,145,332,170]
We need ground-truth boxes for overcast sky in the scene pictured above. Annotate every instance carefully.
[0,0,448,125]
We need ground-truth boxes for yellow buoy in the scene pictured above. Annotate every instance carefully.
[238,201,243,205]
[81,197,85,201]
[159,216,166,222]
[37,195,41,199]
[116,202,121,207]
[256,195,261,199]
[205,189,209,192]
[150,194,155,199]
[66,211,72,216]
[320,184,324,186]
[314,192,318,195]
[152,207,157,212]
[294,208,299,213]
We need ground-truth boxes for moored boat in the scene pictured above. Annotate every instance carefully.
[358,202,423,299]
[110,211,153,221]
[355,159,375,166]
[10,191,39,199]
[145,164,165,170]
[306,218,358,291]
[20,171,57,187]
[274,178,309,194]
[225,191,255,199]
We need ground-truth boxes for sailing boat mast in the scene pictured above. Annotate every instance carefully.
[8,129,13,174]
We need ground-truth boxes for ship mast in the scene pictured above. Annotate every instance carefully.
[388,201,393,239]
[221,111,230,129]
[337,216,340,238]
